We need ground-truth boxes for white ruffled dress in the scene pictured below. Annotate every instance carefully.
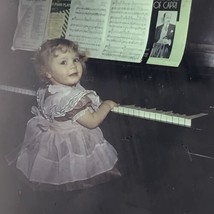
[10,83,120,191]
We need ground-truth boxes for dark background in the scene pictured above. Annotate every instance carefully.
[1,0,214,214]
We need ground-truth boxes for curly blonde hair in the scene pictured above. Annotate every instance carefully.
[34,38,88,86]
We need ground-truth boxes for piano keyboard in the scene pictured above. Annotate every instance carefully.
[0,85,208,128]
[111,105,208,128]
[0,85,36,96]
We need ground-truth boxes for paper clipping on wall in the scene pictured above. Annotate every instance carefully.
[48,0,71,39]
[12,0,52,51]
[147,0,192,67]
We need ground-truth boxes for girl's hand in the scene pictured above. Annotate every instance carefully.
[102,100,118,110]
[77,100,119,129]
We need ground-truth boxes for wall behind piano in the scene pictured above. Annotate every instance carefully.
[1,0,214,213]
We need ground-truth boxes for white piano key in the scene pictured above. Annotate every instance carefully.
[112,106,124,114]
[124,105,136,116]
[160,113,167,122]
[128,108,134,115]
[111,106,119,113]
[172,113,180,125]
[138,108,146,118]
[133,109,140,117]
[149,108,157,120]
[142,108,156,120]
[178,115,186,126]
[144,109,150,119]
[123,106,129,115]
[118,106,125,114]
[184,118,191,127]
[155,110,163,121]
[165,111,173,123]
[132,106,143,117]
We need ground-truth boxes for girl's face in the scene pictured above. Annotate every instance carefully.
[46,49,83,86]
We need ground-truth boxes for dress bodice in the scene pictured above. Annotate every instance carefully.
[32,83,101,121]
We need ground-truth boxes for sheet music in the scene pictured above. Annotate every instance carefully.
[101,0,153,62]
[66,0,153,63]
[12,0,52,51]
[66,0,111,54]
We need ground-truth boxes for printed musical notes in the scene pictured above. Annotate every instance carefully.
[65,0,153,62]
[66,0,110,53]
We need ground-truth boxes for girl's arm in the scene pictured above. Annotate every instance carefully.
[77,100,118,129]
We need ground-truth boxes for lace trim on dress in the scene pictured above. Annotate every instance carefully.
[35,84,101,120]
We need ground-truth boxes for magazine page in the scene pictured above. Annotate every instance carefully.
[65,0,153,63]
[48,0,71,39]
[147,0,192,67]
[12,0,52,51]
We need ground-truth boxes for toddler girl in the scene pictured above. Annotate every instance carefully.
[8,38,121,191]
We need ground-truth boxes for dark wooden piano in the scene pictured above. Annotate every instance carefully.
[82,52,214,213]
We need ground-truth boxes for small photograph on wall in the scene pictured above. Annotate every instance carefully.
[150,10,177,59]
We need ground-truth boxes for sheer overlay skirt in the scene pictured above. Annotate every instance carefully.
[8,116,120,191]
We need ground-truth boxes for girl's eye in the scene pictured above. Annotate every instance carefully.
[60,60,67,65]
[73,57,80,63]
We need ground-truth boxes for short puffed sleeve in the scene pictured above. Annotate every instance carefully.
[65,95,93,121]
[38,84,101,121]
